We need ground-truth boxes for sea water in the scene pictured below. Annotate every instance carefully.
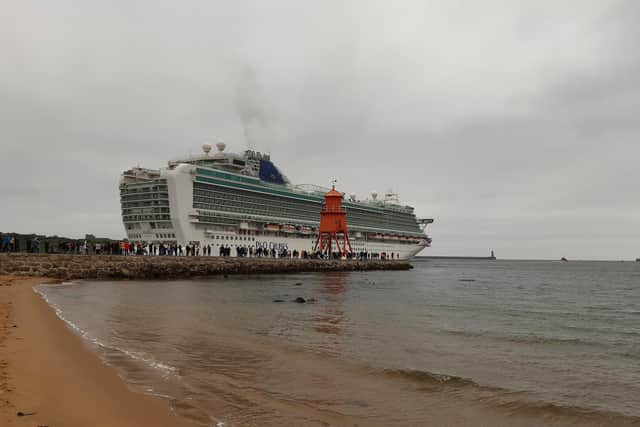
[36,259,640,426]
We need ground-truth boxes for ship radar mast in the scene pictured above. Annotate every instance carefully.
[384,189,400,204]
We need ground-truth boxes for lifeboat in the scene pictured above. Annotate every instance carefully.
[299,226,313,234]
[281,224,296,233]
[265,223,280,231]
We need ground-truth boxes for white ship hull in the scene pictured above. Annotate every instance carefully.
[157,230,426,260]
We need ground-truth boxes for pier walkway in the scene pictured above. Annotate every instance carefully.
[0,253,411,281]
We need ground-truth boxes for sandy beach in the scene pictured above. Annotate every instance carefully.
[0,275,193,427]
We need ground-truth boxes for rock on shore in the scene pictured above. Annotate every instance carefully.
[0,254,411,281]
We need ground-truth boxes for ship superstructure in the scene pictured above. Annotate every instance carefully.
[119,143,433,259]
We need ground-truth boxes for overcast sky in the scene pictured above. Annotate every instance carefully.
[2,1,639,259]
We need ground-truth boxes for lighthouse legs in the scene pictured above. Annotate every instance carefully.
[313,232,353,258]
[335,238,342,255]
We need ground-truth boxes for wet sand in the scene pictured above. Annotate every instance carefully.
[0,275,194,427]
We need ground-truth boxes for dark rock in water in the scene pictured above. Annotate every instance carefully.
[294,297,306,303]
[294,282,303,286]
[272,299,285,303]
[223,274,229,278]
[306,297,317,303]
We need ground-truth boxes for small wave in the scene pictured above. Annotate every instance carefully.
[380,367,640,422]
[33,286,178,377]
[437,327,620,348]
[491,398,640,424]
[380,368,479,389]
[109,346,178,376]
[37,281,81,288]
[502,334,595,346]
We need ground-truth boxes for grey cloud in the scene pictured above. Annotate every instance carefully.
[1,0,639,259]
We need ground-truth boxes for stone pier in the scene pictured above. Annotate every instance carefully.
[0,253,411,281]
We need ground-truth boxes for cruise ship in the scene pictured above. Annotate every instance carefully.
[119,143,433,259]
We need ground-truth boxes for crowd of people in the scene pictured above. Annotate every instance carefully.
[1,233,400,260]
[119,242,309,258]
[2,235,42,253]
[1,234,124,255]
[118,243,398,260]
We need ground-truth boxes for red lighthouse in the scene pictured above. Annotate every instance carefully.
[313,185,353,258]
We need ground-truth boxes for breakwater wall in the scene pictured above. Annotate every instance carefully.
[0,253,411,280]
